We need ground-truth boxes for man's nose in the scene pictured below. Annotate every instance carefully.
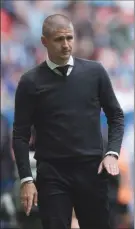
[62,39,69,48]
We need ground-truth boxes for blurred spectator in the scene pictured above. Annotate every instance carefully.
[117,147,133,228]
[107,6,132,54]
[0,114,15,194]
[123,124,134,228]
[0,114,17,228]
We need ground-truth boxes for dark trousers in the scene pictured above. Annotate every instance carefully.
[36,156,111,229]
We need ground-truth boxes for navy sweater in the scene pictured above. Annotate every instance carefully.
[12,58,124,179]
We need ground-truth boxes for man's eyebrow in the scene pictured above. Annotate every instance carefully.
[54,35,73,39]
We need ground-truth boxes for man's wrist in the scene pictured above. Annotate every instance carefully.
[21,180,34,185]
[104,151,119,160]
[21,177,33,184]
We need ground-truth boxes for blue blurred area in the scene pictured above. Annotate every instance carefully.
[89,0,116,6]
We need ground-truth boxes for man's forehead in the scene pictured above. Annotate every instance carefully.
[51,28,74,37]
[55,28,73,34]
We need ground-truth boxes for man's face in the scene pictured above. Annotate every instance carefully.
[42,27,74,63]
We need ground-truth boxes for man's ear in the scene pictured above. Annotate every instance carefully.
[41,35,47,47]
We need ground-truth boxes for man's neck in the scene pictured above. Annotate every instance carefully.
[46,55,74,70]
[48,55,70,66]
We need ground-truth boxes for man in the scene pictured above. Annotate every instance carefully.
[12,14,124,229]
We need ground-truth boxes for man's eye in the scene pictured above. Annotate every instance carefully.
[55,36,73,42]
[55,37,63,42]
[67,36,73,40]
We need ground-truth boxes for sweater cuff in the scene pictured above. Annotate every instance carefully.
[105,151,119,158]
[21,177,33,184]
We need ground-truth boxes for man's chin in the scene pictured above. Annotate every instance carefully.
[60,54,71,59]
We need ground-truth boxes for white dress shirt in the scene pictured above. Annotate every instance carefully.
[46,55,74,76]
[21,56,119,184]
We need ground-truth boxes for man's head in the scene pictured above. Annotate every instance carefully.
[41,14,74,65]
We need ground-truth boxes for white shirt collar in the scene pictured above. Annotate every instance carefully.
[46,56,74,70]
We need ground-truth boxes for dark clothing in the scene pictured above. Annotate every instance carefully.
[12,57,124,229]
[12,57,124,180]
[36,156,111,229]
[1,114,14,193]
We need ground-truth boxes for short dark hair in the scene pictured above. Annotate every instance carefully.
[42,14,73,37]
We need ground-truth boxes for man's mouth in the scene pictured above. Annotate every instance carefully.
[62,50,70,54]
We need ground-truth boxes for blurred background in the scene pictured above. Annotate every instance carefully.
[1,0,134,228]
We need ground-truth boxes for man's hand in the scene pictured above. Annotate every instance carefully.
[98,155,119,176]
[20,182,38,216]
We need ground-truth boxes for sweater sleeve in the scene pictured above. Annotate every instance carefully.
[98,63,124,155]
[12,74,36,180]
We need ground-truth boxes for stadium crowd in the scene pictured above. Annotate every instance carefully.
[1,1,134,228]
